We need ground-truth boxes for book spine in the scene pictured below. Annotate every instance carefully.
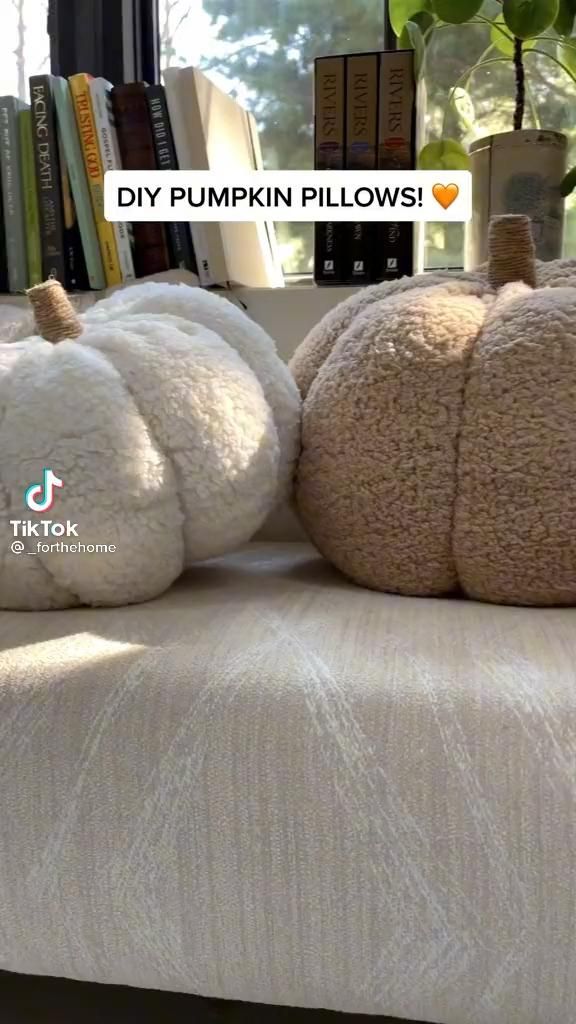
[376,50,416,281]
[111,83,170,278]
[19,108,42,287]
[29,75,67,285]
[52,77,105,290]
[69,73,122,287]
[313,56,346,285]
[245,107,283,287]
[0,194,8,292]
[163,68,217,287]
[146,84,197,274]
[0,98,28,292]
[57,127,90,291]
[89,78,135,283]
[345,53,378,285]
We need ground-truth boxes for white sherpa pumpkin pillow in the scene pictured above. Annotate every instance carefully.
[0,280,300,610]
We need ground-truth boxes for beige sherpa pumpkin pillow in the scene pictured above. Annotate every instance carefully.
[291,215,576,607]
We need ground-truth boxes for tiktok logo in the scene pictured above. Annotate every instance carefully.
[24,468,64,513]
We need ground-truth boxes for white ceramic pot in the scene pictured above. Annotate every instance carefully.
[467,129,567,266]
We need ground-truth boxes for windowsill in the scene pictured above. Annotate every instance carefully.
[0,264,468,308]
[0,271,358,362]
[283,269,465,285]
[0,266,466,362]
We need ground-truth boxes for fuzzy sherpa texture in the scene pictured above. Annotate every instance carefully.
[291,263,576,607]
[0,282,300,610]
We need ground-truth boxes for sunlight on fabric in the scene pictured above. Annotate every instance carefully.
[0,634,147,684]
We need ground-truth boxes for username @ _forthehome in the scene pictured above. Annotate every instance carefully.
[9,468,117,557]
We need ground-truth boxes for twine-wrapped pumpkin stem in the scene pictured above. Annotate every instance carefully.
[488,214,536,290]
[27,279,83,344]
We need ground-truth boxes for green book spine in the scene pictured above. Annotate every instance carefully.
[0,96,28,292]
[19,108,42,287]
[52,76,105,290]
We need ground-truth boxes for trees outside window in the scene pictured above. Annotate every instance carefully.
[0,1,573,275]
[161,0,576,274]
[160,0,385,273]
[0,0,49,101]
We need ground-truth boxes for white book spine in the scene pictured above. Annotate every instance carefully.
[90,78,136,283]
[163,69,216,287]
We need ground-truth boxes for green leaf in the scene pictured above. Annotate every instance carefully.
[503,0,560,39]
[389,0,431,36]
[560,166,576,196]
[560,34,576,74]
[490,13,537,54]
[418,139,471,170]
[412,9,436,36]
[399,20,426,74]
[555,0,575,35]
[432,0,483,23]
[452,87,476,132]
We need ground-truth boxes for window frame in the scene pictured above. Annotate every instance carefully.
[49,2,394,83]
[48,0,398,278]
[48,0,159,84]
[383,0,395,48]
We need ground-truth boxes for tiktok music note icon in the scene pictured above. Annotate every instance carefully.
[24,468,64,513]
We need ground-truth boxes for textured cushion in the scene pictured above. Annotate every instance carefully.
[0,281,300,610]
[1,542,575,1024]
[291,222,576,607]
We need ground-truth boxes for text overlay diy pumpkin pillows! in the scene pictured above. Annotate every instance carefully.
[291,216,576,607]
[0,281,300,610]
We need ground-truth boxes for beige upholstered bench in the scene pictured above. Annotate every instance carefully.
[1,540,575,1024]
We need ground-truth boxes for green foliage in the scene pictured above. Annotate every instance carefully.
[188,0,576,270]
[502,0,559,39]
[490,13,536,55]
[560,35,576,74]
[432,0,483,23]
[389,0,430,36]
[560,165,576,196]
[452,87,476,133]
[390,0,575,179]
[412,8,436,34]
[399,19,426,73]
[419,139,471,169]
[555,0,576,35]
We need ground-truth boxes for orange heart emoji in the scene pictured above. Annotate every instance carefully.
[432,183,459,210]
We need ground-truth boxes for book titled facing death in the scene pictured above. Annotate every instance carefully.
[30,75,89,289]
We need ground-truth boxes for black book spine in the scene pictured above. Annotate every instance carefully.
[0,194,8,293]
[146,84,197,274]
[57,131,89,291]
[345,53,379,285]
[29,75,67,285]
[376,50,416,280]
[314,56,346,284]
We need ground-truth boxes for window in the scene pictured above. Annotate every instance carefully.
[422,7,576,269]
[162,0,576,276]
[160,0,387,274]
[0,0,50,101]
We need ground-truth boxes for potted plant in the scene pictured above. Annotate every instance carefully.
[390,0,576,264]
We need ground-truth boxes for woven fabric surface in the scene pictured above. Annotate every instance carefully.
[0,543,575,1023]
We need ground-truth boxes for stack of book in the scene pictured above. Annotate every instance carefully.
[314,49,418,286]
[0,67,282,295]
